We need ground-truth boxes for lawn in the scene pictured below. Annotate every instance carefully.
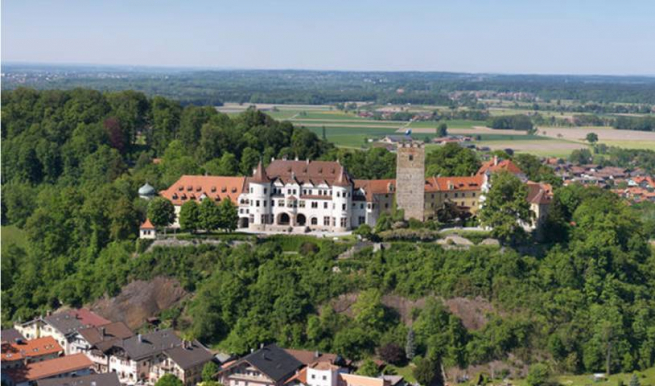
[512,367,655,386]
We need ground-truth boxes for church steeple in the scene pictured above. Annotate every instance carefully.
[333,165,350,187]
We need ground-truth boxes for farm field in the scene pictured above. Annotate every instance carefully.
[238,103,655,156]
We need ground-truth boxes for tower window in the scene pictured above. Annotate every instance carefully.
[409,155,414,161]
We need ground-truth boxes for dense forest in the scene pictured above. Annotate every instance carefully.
[1,87,654,378]
[4,64,655,106]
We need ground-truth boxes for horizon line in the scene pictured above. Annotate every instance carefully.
[4,60,655,79]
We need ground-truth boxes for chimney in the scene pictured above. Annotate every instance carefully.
[100,327,106,338]
[314,350,320,358]
[260,343,264,349]
[250,348,254,353]
[138,334,143,343]
[493,155,498,166]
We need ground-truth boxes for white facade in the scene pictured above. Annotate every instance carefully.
[240,180,359,232]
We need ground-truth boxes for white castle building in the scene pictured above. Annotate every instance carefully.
[154,144,552,234]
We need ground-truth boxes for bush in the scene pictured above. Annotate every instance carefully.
[526,363,550,386]
[378,343,406,365]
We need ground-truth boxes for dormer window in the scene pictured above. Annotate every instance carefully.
[177,186,183,191]
[186,186,193,191]
[211,186,217,192]
[221,187,227,193]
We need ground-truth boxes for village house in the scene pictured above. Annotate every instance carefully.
[218,344,304,386]
[101,329,213,386]
[68,322,134,373]
[38,372,121,386]
[2,353,94,386]
[1,337,63,370]
[14,310,110,354]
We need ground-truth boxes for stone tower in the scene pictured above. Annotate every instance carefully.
[395,141,425,221]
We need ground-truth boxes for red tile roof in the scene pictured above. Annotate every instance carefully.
[354,179,396,201]
[68,309,110,328]
[425,175,484,192]
[160,175,247,206]
[526,182,553,205]
[1,336,63,362]
[6,353,93,383]
[477,157,523,176]
[140,219,155,229]
[266,160,347,186]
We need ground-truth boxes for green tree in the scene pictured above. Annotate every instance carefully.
[629,374,640,386]
[155,374,183,386]
[179,200,201,233]
[202,361,219,382]
[436,123,448,138]
[478,171,532,244]
[199,198,221,231]
[414,357,444,386]
[526,363,551,386]
[147,197,176,229]
[586,132,599,144]
[406,327,416,360]
[240,147,260,176]
[425,143,480,177]
[356,358,380,377]
[217,199,238,232]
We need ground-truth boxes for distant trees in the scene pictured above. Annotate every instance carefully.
[586,132,599,144]
[356,358,379,377]
[414,356,444,386]
[478,171,532,244]
[488,115,534,132]
[526,363,551,386]
[436,123,448,138]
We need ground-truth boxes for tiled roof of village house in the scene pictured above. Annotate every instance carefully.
[159,176,247,206]
[38,372,121,386]
[266,160,348,186]
[284,348,339,365]
[1,328,26,344]
[1,336,63,362]
[340,373,387,386]
[425,175,484,192]
[220,344,303,383]
[477,157,523,176]
[164,341,214,370]
[526,182,553,205]
[6,353,93,384]
[78,322,133,347]
[284,366,307,385]
[43,309,110,336]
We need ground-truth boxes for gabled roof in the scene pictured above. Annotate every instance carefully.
[6,353,93,384]
[164,341,214,370]
[526,182,553,205]
[284,349,339,365]
[160,176,247,206]
[38,372,121,386]
[77,322,133,347]
[266,160,349,187]
[425,175,484,192]
[1,328,26,344]
[44,309,110,336]
[1,336,63,362]
[353,179,395,201]
[333,166,352,187]
[224,344,303,383]
[114,329,181,361]
[477,157,523,176]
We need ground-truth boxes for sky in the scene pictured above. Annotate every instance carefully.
[2,0,655,75]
